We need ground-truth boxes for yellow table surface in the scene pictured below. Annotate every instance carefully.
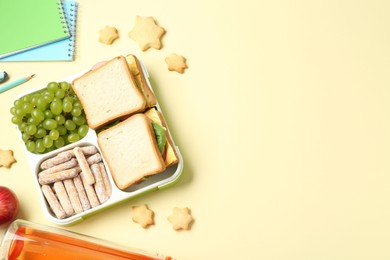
[1,0,390,259]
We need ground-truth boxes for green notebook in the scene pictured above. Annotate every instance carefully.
[0,0,70,59]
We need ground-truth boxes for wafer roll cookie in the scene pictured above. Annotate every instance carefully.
[53,181,74,216]
[80,172,100,208]
[91,164,109,203]
[78,145,98,155]
[86,153,102,165]
[74,147,95,185]
[39,167,81,185]
[42,185,67,219]
[73,176,91,211]
[98,163,111,197]
[40,153,73,170]
[58,146,98,158]
[39,158,78,175]
[64,179,83,214]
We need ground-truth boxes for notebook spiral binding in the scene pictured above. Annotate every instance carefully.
[56,0,69,35]
[67,2,78,59]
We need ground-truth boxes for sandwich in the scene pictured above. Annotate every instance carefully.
[72,55,156,129]
[125,54,156,108]
[98,113,174,190]
[144,107,178,167]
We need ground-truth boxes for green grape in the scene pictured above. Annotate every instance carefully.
[42,89,54,97]
[22,95,31,103]
[72,116,85,126]
[78,125,89,137]
[55,115,66,125]
[47,82,59,92]
[43,135,53,148]
[68,87,76,96]
[36,97,48,110]
[42,119,58,130]
[22,102,34,114]
[67,133,80,143]
[44,110,54,119]
[35,128,46,138]
[50,101,62,115]
[14,99,23,108]
[31,109,45,122]
[27,117,40,125]
[15,108,25,117]
[26,141,36,153]
[31,95,39,105]
[22,133,31,142]
[52,97,62,104]
[54,136,65,148]
[55,89,65,99]
[18,122,28,131]
[63,101,72,113]
[73,100,82,108]
[64,120,76,131]
[63,96,74,104]
[69,129,78,135]
[25,124,37,135]
[42,90,55,103]
[10,107,16,115]
[60,81,70,91]
[35,139,45,153]
[49,129,60,140]
[11,116,23,125]
[46,146,56,153]
[71,107,82,116]
[43,95,54,104]
[56,125,67,135]
[63,135,70,145]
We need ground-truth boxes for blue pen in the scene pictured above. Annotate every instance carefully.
[0,74,35,94]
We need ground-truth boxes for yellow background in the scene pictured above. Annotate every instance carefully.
[1,0,390,259]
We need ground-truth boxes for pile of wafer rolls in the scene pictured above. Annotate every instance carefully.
[39,145,111,219]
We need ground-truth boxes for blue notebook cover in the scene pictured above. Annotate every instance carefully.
[1,0,78,62]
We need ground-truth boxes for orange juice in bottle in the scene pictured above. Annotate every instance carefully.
[1,220,172,260]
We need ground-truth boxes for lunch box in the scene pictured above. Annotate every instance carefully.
[12,61,183,225]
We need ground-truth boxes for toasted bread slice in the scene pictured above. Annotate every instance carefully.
[72,56,146,129]
[125,54,156,107]
[97,114,166,190]
[144,107,178,167]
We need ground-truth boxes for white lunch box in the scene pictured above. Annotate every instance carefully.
[12,60,183,225]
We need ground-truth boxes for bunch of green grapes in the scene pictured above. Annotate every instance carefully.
[10,81,89,154]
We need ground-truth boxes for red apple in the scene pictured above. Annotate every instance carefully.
[0,186,19,228]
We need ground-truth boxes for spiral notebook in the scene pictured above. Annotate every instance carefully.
[1,1,78,62]
[0,0,71,59]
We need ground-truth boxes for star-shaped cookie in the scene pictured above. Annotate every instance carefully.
[128,16,165,51]
[165,54,188,73]
[167,207,193,230]
[0,149,16,168]
[98,26,119,45]
[131,204,154,228]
